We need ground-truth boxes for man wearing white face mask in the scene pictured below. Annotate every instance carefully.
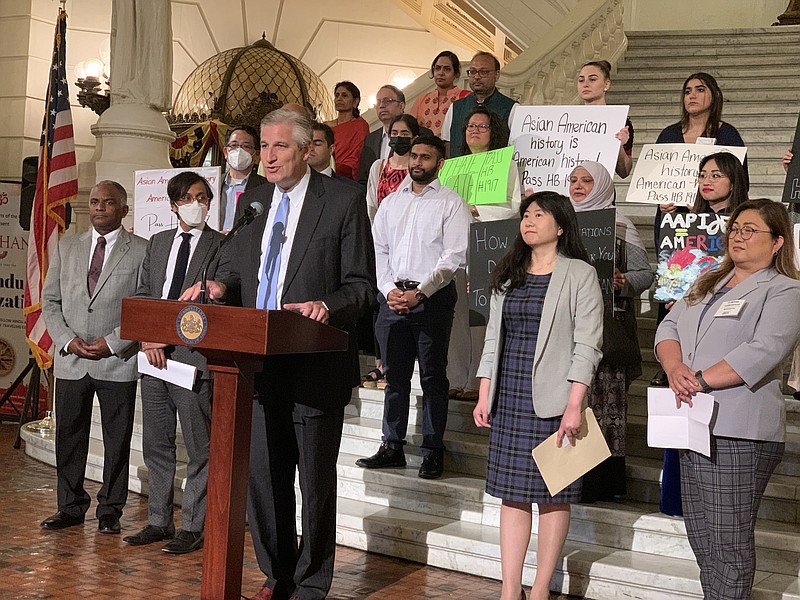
[221,125,267,231]
[124,172,224,555]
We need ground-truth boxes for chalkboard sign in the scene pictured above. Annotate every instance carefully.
[654,212,727,301]
[468,208,616,325]
[783,112,800,204]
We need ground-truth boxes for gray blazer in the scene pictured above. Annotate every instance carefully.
[42,228,148,382]
[136,225,225,378]
[476,255,604,418]
[655,267,800,442]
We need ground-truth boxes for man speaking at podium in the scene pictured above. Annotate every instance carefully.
[183,108,375,600]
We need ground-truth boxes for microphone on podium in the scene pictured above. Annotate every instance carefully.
[199,201,264,304]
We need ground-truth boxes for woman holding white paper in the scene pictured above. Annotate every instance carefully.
[567,161,654,502]
[473,192,603,600]
[655,198,800,600]
[577,60,634,178]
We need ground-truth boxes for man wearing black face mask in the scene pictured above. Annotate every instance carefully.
[357,135,470,480]
[365,114,420,222]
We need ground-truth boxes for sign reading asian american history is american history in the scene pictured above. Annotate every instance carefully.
[509,105,629,197]
[627,144,747,206]
[468,208,616,325]
[133,166,222,240]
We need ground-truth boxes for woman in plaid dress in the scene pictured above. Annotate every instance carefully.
[474,192,604,600]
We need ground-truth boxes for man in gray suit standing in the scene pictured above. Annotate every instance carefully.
[40,180,147,534]
[123,172,223,554]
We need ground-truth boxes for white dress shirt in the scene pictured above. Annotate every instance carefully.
[160,226,204,299]
[221,171,251,231]
[89,225,122,271]
[379,128,391,159]
[320,166,334,177]
[257,167,311,308]
[372,176,470,299]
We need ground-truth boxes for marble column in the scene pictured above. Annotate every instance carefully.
[75,0,174,232]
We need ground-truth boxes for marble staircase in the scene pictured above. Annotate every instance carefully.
[605,27,800,202]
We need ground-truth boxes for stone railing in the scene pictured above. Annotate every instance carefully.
[363,0,626,129]
[498,0,626,105]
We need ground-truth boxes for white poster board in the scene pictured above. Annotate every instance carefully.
[509,105,629,196]
[627,144,748,206]
[0,183,32,393]
[133,166,221,240]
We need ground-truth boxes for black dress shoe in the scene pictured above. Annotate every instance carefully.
[355,442,406,469]
[650,369,669,387]
[40,511,84,530]
[418,454,444,479]
[123,524,176,546]
[162,529,204,554]
[98,515,121,534]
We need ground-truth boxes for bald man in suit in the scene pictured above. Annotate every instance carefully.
[41,180,147,535]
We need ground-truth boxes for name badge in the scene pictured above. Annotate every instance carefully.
[714,299,746,318]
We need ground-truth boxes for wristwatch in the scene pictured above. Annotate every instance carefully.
[695,370,712,393]
[414,290,427,303]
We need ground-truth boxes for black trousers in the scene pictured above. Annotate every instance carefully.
[374,282,456,455]
[55,375,137,519]
[247,393,344,600]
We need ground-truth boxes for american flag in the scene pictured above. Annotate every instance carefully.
[23,9,76,370]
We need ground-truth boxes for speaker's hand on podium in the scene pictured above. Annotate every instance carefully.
[283,301,329,324]
[179,280,227,302]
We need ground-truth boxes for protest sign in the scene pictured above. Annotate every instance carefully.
[655,212,727,301]
[783,112,800,204]
[0,182,46,416]
[509,105,628,196]
[468,208,616,325]
[627,144,747,206]
[133,166,221,240]
[438,146,515,205]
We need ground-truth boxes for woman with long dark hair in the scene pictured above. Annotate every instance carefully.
[473,192,603,600]
[409,50,471,136]
[324,80,370,180]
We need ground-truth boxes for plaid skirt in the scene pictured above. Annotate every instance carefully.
[486,274,581,503]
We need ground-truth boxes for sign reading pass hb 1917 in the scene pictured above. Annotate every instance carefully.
[468,208,616,326]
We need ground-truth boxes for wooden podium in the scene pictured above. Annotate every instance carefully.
[120,298,348,599]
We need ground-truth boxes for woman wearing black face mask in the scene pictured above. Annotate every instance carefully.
[366,114,420,222]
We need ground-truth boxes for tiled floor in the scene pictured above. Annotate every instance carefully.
[0,422,577,599]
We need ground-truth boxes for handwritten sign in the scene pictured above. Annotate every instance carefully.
[655,212,727,301]
[783,112,800,204]
[628,144,747,206]
[509,105,628,196]
[438,146,515,205]
[133,166,221,240]
[468,208,616,325]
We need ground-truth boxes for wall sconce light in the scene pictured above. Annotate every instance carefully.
[75,40,111,115]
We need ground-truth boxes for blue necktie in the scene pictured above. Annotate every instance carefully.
[256,193,290,309]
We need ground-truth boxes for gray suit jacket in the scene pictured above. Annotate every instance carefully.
[42,228,148,382]
[655,267,800,442]
[476,255,604,418]
[136,225,225,378]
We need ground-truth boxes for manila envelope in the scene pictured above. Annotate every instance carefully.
[531,407,611,496]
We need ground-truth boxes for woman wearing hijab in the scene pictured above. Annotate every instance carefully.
[568,161,654,501]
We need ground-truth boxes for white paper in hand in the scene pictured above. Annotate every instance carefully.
[137,351,198,391]
[647,387,715,457]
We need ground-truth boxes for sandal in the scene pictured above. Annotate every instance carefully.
[361,368,384,389]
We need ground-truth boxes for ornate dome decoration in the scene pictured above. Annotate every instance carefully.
[168,36,334,130]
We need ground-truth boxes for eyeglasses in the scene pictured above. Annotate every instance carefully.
[376,98,400,107]
[698,172,728,181]
[466,68,497,78]
[226,143,255,152]
[466,123,490,132]
[177,194,210,205]
[728,225,773,240]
